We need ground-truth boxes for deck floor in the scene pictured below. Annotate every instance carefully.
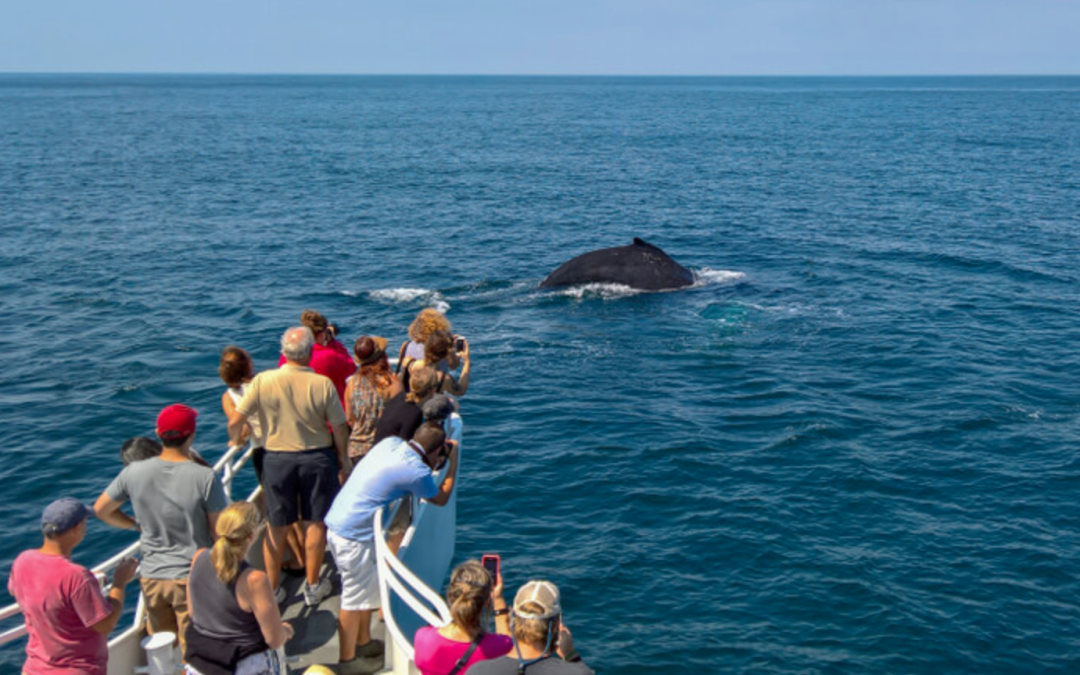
[279,562,388,674]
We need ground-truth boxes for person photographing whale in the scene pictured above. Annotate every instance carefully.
[325,423,460,675]
[468,580,592,675]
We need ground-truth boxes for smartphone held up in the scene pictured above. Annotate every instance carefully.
[481,553,500,583]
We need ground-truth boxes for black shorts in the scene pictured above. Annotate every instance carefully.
[262,447,339,527]
[251,447,266,484]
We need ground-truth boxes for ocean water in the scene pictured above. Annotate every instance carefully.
[2,75,1079,674]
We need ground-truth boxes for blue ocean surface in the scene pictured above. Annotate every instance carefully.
[1,75,1079,674]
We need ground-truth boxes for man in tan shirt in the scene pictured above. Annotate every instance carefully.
[229,326,351,606]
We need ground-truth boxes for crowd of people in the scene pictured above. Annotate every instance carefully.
[7,308,592,675]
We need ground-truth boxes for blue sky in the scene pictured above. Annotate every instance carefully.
[2,0,1078,75]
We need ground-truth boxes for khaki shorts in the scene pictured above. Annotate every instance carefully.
[141,578,190,650]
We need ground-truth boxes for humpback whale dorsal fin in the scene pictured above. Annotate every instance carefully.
[632,237,661,251]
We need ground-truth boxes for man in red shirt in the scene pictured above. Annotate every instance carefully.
[8,498,138,675]
[278,309,356,406]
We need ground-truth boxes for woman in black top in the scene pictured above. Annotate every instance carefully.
[373,365,440,446]
[185,502,292,675]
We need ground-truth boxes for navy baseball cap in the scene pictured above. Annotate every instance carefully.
[41,497,93,535]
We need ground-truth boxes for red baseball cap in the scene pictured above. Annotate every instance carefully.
[157,404,198,439]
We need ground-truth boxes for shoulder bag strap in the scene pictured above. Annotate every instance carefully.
[395,341,409,374]
[446,634,484,675]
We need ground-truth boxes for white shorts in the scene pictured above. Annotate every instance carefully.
[327,530,380,611]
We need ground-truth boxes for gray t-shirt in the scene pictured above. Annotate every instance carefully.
[106,458,228,580]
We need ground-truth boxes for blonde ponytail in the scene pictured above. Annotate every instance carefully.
[211,502,261,584]
[406,366,439,404]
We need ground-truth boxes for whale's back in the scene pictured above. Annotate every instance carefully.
[540,238,694,291]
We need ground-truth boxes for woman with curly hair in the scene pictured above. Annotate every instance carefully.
[413,560,511,675]
[345,336,404,462]
[400,329,471,398]
[397,308,460,371]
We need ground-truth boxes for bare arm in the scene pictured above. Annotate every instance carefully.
[332,422,351,479]
[226,405,250,447]
[425,444,459,507]
[244,569,293,649]
[388,374,405,399]
[344,380,357,426]
[90,557,138,636]
[446,341,470,396]
[207,511,221,542]
[492,571,510,637]
[94,492,138,532]
[222,392,250,447]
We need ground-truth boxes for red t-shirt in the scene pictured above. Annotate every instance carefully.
[279,339,356,407]
[8,550,113,675]
[414,626,513,675]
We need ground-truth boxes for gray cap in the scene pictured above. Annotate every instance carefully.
[422,394,455,422]
[41,497,93,535]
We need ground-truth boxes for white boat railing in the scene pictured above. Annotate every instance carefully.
[0,441,260,650]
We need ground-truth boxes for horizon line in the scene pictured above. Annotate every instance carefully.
[2,71,1079,78]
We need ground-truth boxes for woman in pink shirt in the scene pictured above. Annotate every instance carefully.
[414,561,512,675]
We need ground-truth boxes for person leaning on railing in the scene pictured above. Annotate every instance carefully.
[324,422,461,675]
[184,502,293,675]
[8,498,139,675]
[414,560,513,675]
[467,580,593,675]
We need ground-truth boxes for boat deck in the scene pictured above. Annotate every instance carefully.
[278,562,390,674]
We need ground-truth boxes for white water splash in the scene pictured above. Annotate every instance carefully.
[550,282,642,300]
[367,288,450,312]
[694,268,746,286]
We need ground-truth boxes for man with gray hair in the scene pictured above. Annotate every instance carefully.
[228,326,350,607]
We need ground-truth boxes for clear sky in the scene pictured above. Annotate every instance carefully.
[2,0,1079,75]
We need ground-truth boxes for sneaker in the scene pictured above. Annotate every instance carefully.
[303,578,332,606]
[339,655,384,675]
[273,586,287,605]
[356,639,385,659]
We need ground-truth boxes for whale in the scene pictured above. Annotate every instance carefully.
[540,238,695,291]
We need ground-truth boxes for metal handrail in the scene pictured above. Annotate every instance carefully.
[0,442,259,648]
[373,506,454,663]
